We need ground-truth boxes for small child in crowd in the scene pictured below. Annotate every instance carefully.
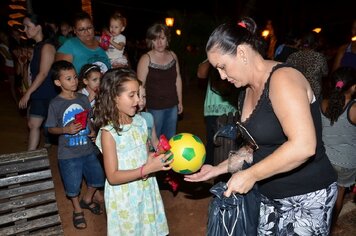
[58,21,73,46]
[321,66,356,235]
[138,83,180,194]
[78,63,104,204]
[78,63,102,108]
[45,60,105,230]
[106,12,129,68]
[137,83,159,151]
[94,68,171,235]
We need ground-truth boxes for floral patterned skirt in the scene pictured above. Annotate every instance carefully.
[258,182,337,236]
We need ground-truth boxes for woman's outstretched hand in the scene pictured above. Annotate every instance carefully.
[184,164,216,182]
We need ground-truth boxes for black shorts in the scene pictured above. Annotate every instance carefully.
[28,99,51,118]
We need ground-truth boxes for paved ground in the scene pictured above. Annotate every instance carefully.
[0,79,355,236]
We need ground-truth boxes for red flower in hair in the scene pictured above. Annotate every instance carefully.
[238,21,246,28]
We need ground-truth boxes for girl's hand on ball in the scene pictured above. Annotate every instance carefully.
[162,152,174,167]
[145,152,173,174]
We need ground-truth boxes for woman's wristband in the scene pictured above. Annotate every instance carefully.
[140,164,148,180]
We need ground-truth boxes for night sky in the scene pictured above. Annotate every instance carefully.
[101,0,356,47]
[2,0,355,46]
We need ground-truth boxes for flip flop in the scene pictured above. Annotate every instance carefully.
[80,199,103,215]
[73,211,87,229]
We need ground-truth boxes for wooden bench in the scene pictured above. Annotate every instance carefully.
[0,149,64,236]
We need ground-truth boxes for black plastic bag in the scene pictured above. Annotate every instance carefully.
[213,112,240,166]
[207,181,261,236]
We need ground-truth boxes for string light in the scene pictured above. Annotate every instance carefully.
[165,17,174,27]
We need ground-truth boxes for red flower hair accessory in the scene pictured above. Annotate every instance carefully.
[335,80,344,89]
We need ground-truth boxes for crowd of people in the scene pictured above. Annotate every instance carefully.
[0,8,355,236]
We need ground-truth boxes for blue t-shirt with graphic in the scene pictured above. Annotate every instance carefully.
[45,93,94,159]
[57,37,111,73]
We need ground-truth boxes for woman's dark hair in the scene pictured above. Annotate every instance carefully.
[94,68,138,133]
[72,11,92,26]
[25,13,59,48]
[51,60,75,81]
[206,17,265,56]
[325,66,356,125]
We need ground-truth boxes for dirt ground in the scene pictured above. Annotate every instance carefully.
[0,79,355,236]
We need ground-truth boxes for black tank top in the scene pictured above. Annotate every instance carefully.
[30,41,57,100]
[145,53,178,109]
[239,64,336,199]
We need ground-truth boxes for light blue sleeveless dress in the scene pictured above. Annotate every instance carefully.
[96,115,169,236]
[139,112,155,151]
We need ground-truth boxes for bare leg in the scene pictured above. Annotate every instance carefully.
[81,186,103,214]
[331,185,345,235]
[93,189,104,203]
[27,116,43,151]
[70,196,86,229]
[71,196,82,213]
[82,186,97,203]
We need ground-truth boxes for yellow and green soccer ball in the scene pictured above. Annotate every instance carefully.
[167,133,206,174]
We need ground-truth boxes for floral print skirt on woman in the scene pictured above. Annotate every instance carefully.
[258,182,337,236]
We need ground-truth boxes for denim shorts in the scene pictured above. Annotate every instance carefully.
[58,153,105,197]
[28,99,51,118]
[332,164,356,187]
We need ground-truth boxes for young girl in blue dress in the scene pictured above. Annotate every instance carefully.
[94,68,172,236]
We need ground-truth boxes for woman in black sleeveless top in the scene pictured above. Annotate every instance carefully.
[185,17,337,235]
[137,23,183,140]
[19,14,58,151]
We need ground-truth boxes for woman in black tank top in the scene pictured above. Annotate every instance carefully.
[136,23,183,140]
[185,17,337,235]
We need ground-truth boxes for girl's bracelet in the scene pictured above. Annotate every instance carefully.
[140,164,148,181]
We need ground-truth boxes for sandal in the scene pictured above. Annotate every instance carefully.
[73,211,87,229]
[80,199,103,215]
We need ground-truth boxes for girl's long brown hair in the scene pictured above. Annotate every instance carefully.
[94,68,138,133]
